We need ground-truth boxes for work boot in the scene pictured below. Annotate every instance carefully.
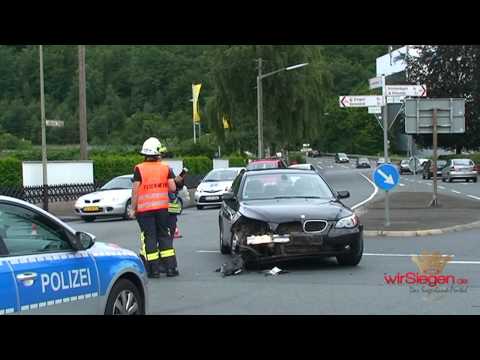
[166,268,179,277]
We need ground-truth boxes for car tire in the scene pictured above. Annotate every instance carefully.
[442,177,446,182]
[82,216,96,223]
[448,177,453,183]
[123,199,133,220]
[219,222,231,255]
[197,205,204,210]
[336,236,363,266]
[474,177,478,183]
[105,278,144,315]
[422,173,425,179]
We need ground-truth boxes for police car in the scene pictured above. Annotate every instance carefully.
[0,196,148,315]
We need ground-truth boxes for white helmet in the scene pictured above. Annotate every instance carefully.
[140,137,162,156]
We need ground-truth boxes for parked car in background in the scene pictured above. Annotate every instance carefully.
[441,159,478,183]
[376,158,386,167]
[311,150,321,158]
[246,159,287,171]
[356,158,371,169]
[75,175,134,222]
[422,160,447,179]
[0,196,148,315]
[194,167,245,209]
[399,159,411,174]
[335,153,349,163]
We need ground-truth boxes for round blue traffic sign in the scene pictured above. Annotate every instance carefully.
[373,163,400,191]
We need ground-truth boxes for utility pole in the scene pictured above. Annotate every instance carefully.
[382,75,390,226]
[39,45,48,211]
[78,45,88,160]
[256,58,264,159]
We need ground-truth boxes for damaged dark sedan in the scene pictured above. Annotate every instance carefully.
[219,169,363,266]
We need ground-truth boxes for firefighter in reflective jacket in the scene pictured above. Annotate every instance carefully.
[131,137,177,278]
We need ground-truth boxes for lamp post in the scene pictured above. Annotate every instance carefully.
[39,45,48,211]
[256,60,309,159]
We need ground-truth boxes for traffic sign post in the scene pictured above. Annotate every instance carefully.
[373,164,400,227]
[404,98,466,207]
[339,96,385,108]
[385,85,427,97]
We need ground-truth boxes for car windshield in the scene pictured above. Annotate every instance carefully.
[101,177,132,190]
[203,169,238,182]
[247,162,279,170]
[453,159,473,166]
[242,173,334,200]
[437,160,447,167]
[339,153,347,157]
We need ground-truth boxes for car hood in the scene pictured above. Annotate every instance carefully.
[87,241,138,258]
[239,198,352,223]
[78,189,131,202]
[198,181,232,192]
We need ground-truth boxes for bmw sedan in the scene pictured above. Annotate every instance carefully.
[0,196,148,315]
[218,169,363,266]
[194,168,245,210]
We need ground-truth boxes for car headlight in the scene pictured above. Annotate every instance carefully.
[335,214,359,229]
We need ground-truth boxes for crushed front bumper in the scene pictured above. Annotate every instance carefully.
[239,225,363,262]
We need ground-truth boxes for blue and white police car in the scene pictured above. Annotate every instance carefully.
[0,196,148,315]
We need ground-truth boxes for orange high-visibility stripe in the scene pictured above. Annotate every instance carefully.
[136,162,170,213]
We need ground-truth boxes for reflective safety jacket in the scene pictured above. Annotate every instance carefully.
[168,199,182,214]
[135,161,170,213]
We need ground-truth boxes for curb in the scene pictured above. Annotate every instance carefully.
[363,220,480,237]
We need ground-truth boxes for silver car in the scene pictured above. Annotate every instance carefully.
[194,168,245,209]
[0,196,148,315]
[441,159,478,183]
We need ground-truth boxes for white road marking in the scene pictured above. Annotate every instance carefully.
[364,253,480,265]
[351,174,379,210]
[438,186,446,190]
[467,195,480,201]
[425,183,433,186]
[399,183,405,187]
[197,250,220,253]
[451,190,461,194]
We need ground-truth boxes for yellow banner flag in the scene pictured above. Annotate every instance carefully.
[222,115,230,129]
[192,84,202,123]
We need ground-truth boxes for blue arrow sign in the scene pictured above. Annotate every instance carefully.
[373,163,400,191]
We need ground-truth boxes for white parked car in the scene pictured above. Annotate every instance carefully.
[75,174,190,222]
[194,168,245,210]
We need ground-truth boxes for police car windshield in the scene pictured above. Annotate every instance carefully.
[101,177,133,190]
[203,170,238,182]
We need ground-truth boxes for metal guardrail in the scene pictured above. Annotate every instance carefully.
[0,183,105,204]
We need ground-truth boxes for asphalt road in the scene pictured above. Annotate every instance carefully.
[70,157,480,314]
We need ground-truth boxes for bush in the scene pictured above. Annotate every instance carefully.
[182,156,212,175]
[0,157,22,186]
[288,151,306,165]
[228,156,247,167]
[0,133,32,151]
[92,154,143,184]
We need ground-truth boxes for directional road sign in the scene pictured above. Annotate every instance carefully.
[373,163,400,191]
[385,85,427,97]
[45,120,64,128]
[368,106,382,114]
[404,98,465,134]
[339,96,385,108]
[369,76,384,90]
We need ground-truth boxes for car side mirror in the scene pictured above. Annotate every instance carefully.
[223,192,235,201]
[72,231,96,251]
[337,191,350,199]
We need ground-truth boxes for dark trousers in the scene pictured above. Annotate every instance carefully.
[137,210,177,273]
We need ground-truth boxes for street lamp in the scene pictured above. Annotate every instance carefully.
[256,59,309,159]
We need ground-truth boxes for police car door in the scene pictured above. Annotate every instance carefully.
[0,201,99,315]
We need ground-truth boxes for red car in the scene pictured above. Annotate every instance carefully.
[246,159,288,171]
